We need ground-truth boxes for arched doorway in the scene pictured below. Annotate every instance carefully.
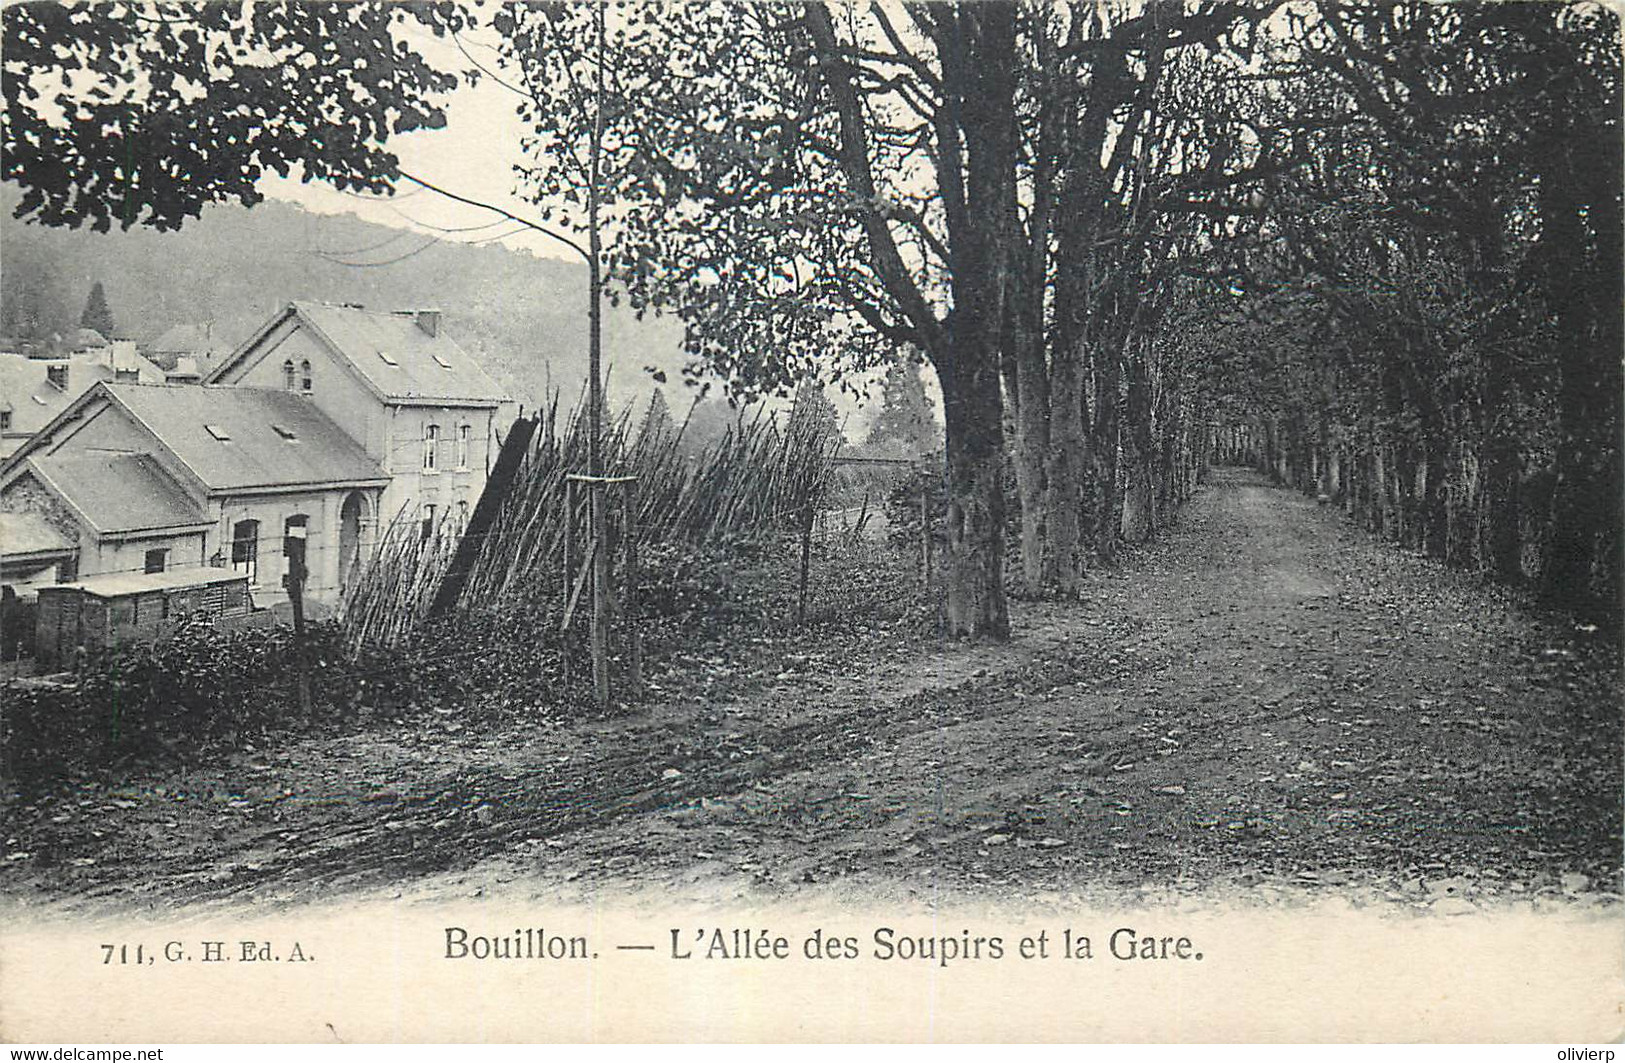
[339,492,369,593]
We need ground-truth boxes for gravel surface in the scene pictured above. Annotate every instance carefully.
[2,468,1618,917]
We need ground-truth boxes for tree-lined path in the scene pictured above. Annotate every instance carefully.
[3,470,1615,913]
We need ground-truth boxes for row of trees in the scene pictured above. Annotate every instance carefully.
[1210,3,1621,619]
[493,2,1299,636]
[5,1,1619,632]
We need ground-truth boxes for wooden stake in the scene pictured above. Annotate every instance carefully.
[285,527,312,716]
[623,482,642,694]
[562,477,576,686]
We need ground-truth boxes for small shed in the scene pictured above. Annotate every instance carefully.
[34,568,251,669]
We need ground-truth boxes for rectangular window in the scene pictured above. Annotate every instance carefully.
[423,424,439,471]
[457,424,471,470]
[0,409,11,431]
[143,548,167,574]
[420,503,436,542]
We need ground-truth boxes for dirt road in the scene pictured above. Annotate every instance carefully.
[2,468,1618,914]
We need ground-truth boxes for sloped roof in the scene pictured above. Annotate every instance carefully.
[47,566,246,599]
[0,355,84,438]
[28,452,208,535]
[105,383,387,491]
[289,302,509,406]
[0,511,74,558]
[96,344,166,382]
[1,352,168,440]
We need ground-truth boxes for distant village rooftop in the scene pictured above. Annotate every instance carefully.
[206,301,510,407]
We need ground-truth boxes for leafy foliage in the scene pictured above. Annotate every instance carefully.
[3,1,466,232]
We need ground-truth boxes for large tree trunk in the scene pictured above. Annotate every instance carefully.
[934,1,1018,639]
[804,1,1018,638]
[1091,341,1123,564]
[937,352,1011,638]
[1120,342,1154,543]
[1537,118,1623,616]
[1008,286,1049,594]
[1043,338,1089,593]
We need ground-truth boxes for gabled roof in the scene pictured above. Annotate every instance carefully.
[0,511,74,558]
[26,452,208,535]
[104,383,388,492]
[1,350,167,440]
[208,302,510,407]
[1,354,90,440]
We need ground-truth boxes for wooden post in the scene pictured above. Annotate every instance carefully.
[622,482,642,694]
[591,481,610,705]
[285,525,312,716]
[562,477,575,685]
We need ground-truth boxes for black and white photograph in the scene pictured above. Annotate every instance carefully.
[0,0,1620,1045]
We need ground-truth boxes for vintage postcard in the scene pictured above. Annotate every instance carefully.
[1,0,1620,1044]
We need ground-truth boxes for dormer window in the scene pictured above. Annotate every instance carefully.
[423,423,439,471]
[46,364,68,390]
[300,359,312,392]
[432,351,454,370]
[205,423,231,441]
[271,424,298,441]
[282,359,296,390]
[378,349,399,367]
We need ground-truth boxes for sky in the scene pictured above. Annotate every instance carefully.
[258,19,577,264]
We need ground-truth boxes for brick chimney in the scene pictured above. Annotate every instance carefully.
[391,308,442,337]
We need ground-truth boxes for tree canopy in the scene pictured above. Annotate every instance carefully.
[2,1,466,232]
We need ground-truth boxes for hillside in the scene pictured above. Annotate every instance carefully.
[0,191,694,416]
